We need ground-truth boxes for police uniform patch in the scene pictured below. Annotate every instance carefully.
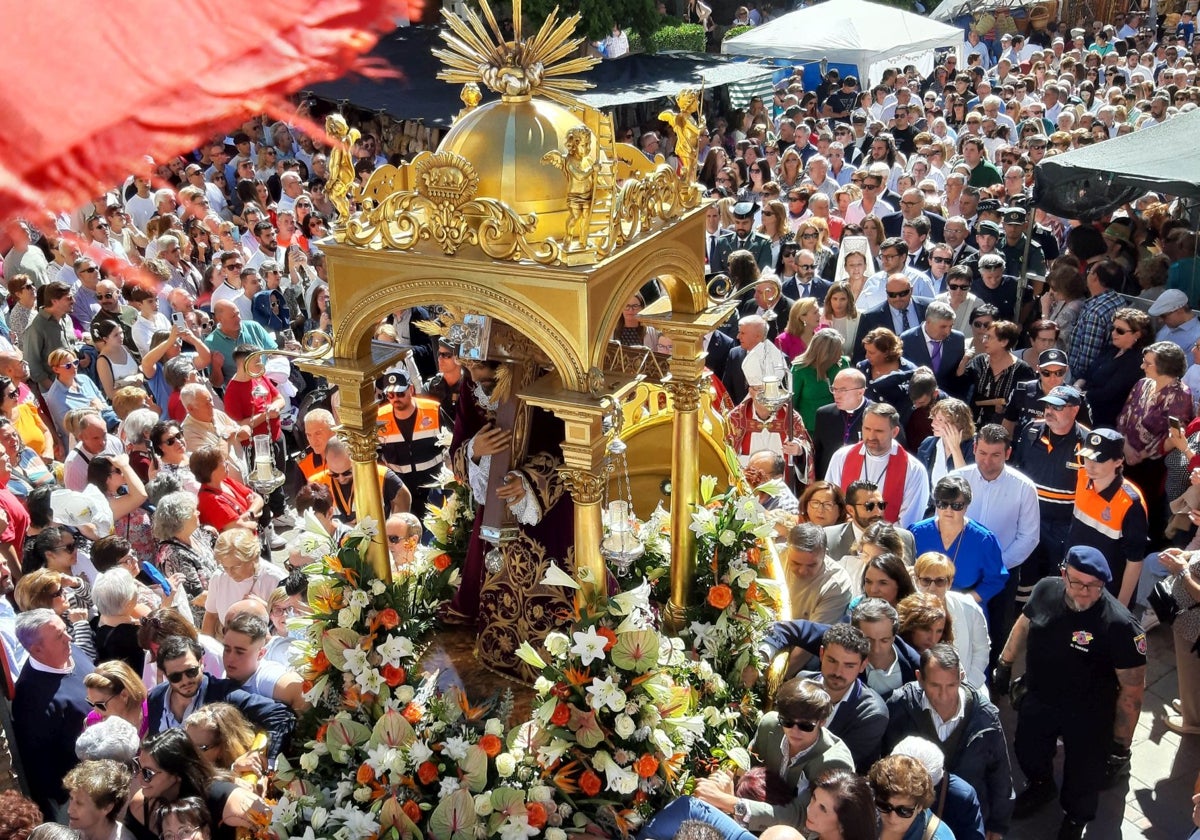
[1134,633,1147,655]
[1072,631,1094,646]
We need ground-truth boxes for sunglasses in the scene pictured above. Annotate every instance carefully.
[1039,369,1066,378]
[134,762,162,784]
[87,696,115,712]
[798,264,816,272]
[856,501,888,511]
[917,576,951,588]
[388,534,405,545]
[778,717,819,732]
[166,665,201,684]
[886,290,912,299]
[49,586,65,598]
[80,267,98,274]
[1112,326,1132,335]
[930,256,952,265]
[53,541,77,553]
[162,434,182,446]
[800,232,818,239]
[329,468,354,480]
[935,500,968,511]
[948,283,971,291]
[437,351,455,359]
[972,320,993,330]
[876,801,917,819]
[20,283,33,291]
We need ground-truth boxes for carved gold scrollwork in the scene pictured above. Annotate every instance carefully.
[665,381,702,412]
[558,469,607,505]
[342,429,381,463]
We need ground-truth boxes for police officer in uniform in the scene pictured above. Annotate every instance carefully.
[423,339,464,417]
[1002,353,1092,437]
[376,370,449,523]
[994,545,1147,840]
[713,201,774,274]
[998,205,1046,278]
[1068,428,1148,608]
[1010,385,1087,600]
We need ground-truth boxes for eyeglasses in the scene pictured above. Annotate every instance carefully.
[972,320,993,330]
[855,501,888,511]
[329,468,353,479]
[778,717,819,732]
[880,251,901,261]
[166,665,201,684]
[437,351,455,359]
[226,263,244,270]
[1112,326,1132,335]
[948,283,971,291]
[935,500,968,511]
[917,576,951,587]
[1039,369,1066,378]
[930,256,952,265]
[49,586,65,598]
[97,292,117,300]
[831,385,865,394]
[133,761,163,784]
[20,283,33,291]
[53,541,77,553]
[387,534,405,545]
[87,694,117,712]
[162,434,182,446]
[887,290,912,299]
[807,499,838,510]
[862,182,880,190]
[876,800,917,819]
[800,232,818,239]
[798,264,816,272]
[1064,573,1104,593]
[80,267,98,275]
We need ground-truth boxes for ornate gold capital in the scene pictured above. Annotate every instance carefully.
[558,468,606,505]
[342,429,380,463]
[665,381,702,412]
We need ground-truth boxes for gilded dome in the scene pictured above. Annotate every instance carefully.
[438,95,585,239]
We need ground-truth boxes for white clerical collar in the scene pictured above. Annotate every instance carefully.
[29,655,74,675]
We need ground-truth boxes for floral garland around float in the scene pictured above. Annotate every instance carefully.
[422,466,477,571]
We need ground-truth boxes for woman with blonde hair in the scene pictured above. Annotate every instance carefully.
[184,703,262,776]
[717,193,739,228]
[83,659,149,736]
[791,328,850,431]
[912,551,989,692]
[822,281,861,353]
[859,327,913,383]
[776,147,804,191]
[897,591,954,653]
[775,298,821,361]
[796,217,837,280]
[203,529,287,638]
[916,397,975,493]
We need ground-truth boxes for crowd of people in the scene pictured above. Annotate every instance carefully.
[0,5,1199,840]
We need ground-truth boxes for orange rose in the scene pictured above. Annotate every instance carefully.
[357,764,376,785]
[479,734,503,758]
[579,769,602,797]
[596,627,617,652]
[377,608,400,630]
[382,664,406,687]
[707,584,733,610]
[402,702,423,724]
[744,582,759,603]
[433,553,452,571]
[312,650,330,674]
[402,799,422,823]
[635,754,660,778]
[549,703,571,727]
[417,761,439,785]
[746,546,761,567]
[525,802,547,829]
[316,723,329,742]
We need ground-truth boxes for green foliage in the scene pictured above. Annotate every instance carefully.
[648,22,706,53]
[519,0,661,41]
[722,23,752,41]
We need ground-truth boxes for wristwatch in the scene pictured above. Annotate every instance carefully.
[733,800,749,823]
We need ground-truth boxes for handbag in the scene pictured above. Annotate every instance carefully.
[1147,577,1200,626]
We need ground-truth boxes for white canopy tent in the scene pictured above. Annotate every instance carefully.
[930,0,1046,22]
[722,0,963,85]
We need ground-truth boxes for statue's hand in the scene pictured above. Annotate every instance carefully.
[472,423,512,457]
[496,472,527,503]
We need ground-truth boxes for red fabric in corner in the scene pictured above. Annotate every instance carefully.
[0,0,413,221]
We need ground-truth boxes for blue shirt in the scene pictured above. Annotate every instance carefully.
[204,321,277,381]
[911,517,1008,605]
[1157,314,1200,354]
[45,375,107,435]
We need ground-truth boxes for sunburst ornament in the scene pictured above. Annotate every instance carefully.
[433,0,598,105]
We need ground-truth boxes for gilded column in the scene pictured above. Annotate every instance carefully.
[559,468,607,607]
[335,376,390,582]
[664,377,701,631]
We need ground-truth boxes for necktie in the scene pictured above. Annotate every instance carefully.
[900,307,911,332]
[707,235,717,266]
[930,340,942,371]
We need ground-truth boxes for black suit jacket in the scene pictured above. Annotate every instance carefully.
[882,210,947,242]
[781,276,833,306]
[738,296,793,342]
[906,247,932,275]
[799,669,890,773]
[952,242,979,266]
[901,325,967,385]
[813,400,871,478]
[852,300,930,362]
[703,329,735,381]
[715,231,774,273]
[722,346,750,406]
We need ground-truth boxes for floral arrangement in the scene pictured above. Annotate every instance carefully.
[422,466,477,569]
[675,475,780,737]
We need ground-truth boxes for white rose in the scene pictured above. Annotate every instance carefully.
[299,752,320,772]
[370,580,387,596]
[353,787,372,803]
[312,808,328,830]
[546,829,568,840]
[474,794,494,816]
[485,718,504,736]
[394,685,415,705]
[533,676,555,694]
[718,529,737,547]
[543,632,570,657]
[337,607,359,628]
[494,753,517,778]
[613,714,636,739]
[349,590,371,609]
[529,785,555,804]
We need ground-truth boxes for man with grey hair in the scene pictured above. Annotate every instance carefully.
[973,252,1018,321]
[276,171,305,213]
[805,155,837,200]
[902,299,965,388]
[721,314,768,406]
[12,609,93,819]
[785,522,852,624]
[181,381,249,481]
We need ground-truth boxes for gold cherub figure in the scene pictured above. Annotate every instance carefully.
[542,125,597,250]
[325,113,360,228]
[659,87,705,183]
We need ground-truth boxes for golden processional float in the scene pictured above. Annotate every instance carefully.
[302,0,789,626]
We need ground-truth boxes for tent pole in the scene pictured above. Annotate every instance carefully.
[1016,205,1036,321]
